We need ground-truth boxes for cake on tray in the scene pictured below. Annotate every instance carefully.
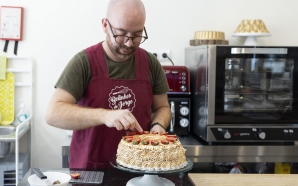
[190,30,229,46]
[116,131,188,171]
[234,19,269,33]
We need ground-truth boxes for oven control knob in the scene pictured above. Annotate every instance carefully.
[180,106,189,116]
[179,118,189,128]
[223,131,231,139]
[180,85,187,92]
[258,132,266,139]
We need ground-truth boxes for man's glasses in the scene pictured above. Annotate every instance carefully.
[106,19,148,45]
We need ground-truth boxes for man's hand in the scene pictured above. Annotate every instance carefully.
[150,124,166,134]
[103,109,143,132]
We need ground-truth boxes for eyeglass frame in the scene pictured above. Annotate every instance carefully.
[105,18,148,45]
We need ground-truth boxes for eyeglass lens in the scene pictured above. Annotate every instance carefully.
[115,36,146,44]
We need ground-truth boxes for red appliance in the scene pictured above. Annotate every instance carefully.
[162,66,190,95]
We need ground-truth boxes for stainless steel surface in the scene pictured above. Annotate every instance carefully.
[62,135,298,163]
[61,137,71,156]
[0,125,16,158]
[179,135,298,163]
[231,48,288,54]
[0,141,13,158]
[170,101,175,133]
[0,125,16,136]
[0,123,30,142]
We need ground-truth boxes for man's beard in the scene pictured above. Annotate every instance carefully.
[106,34,138,60]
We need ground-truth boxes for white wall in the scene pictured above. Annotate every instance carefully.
[1,0,298,168]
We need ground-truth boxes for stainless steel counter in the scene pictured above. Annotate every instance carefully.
[180,135,298,163]
[62,134,298,165]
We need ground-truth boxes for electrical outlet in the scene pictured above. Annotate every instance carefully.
[159,49,171,62]
[149,50,159,58]
[149,49,171,62]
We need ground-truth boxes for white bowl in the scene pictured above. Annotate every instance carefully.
[28,172,71,186]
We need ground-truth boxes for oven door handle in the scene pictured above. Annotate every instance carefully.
[170,101,175,133]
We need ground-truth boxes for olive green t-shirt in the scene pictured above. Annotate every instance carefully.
[55,48,169,102]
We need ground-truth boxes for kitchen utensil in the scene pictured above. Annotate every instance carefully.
[0,72,14,125]
[47,170,104,184]
[32,168,52,185]
[28,170,71,186]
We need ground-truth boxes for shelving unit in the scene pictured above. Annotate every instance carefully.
[0,56,33,185]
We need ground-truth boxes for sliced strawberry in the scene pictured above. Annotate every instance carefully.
[141,140,149,145]
[125,138,133,142]
[160,132,168,136]
[136,131,143,135]
[70,173,80,179]
[167,135,177,138]
[161,140,169,145]
[123,136,134,139]
[143,131,150,134]
[151,140,159,146]
[166,137,176,142]
[151,131,158,134]
[132,139,140,145]
[127,131,136,136]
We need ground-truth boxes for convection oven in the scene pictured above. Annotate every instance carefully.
[185,45,298,142]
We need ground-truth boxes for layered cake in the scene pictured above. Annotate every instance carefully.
[234,19,269,33]
[116,131,188,171]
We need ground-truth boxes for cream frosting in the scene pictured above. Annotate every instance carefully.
[116,133,187,171]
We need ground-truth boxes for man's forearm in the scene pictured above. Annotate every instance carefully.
[45,102,106,130]
[151,106,171,130]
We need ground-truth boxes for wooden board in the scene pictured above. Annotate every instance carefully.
[190,39,229,46]
[188,173,298,186]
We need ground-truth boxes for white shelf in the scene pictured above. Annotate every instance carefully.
[1,56,33,186]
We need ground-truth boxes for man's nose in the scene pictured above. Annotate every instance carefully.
[124,37,134,47]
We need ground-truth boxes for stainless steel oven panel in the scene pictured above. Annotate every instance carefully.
[185,45,208,140]
[231,48,288,54]
[207,45,217,125]
[207,125,298,142]
[167,97,190,136]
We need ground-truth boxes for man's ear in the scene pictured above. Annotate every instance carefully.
[102,18,108,33]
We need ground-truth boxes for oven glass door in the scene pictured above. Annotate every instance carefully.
[215,46,298,124]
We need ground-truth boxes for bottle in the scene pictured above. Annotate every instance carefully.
[17,99,28,124]
[258,162,268,174]
[229,163,243,174]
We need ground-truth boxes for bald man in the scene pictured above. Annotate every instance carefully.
[45,0,171,169]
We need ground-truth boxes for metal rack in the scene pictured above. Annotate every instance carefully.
[0,56,33,185]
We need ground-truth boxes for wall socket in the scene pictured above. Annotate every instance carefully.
[150,49,171,62]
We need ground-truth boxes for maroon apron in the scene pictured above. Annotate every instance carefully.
[69,43,153,169]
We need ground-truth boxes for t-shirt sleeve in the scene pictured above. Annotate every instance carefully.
[147,52,169,95]
[55,50,92,102]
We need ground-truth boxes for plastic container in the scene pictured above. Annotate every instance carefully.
[16,99,28,124]
[274,162,291,174]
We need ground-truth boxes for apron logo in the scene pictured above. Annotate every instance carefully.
[108,86,136,111]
